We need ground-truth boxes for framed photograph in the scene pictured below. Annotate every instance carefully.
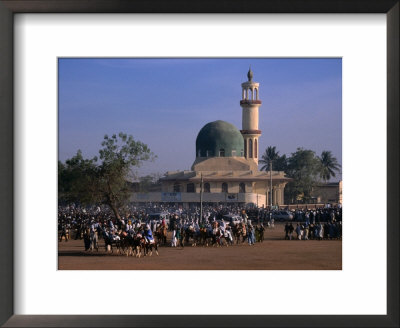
[0,1,398,327]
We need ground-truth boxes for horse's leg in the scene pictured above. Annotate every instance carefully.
[155,243,159,256]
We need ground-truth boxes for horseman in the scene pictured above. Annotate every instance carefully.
[224,225,233,245]
[220,219,226,233]
[108,219,115,233]
[144,225,155,244]
[125,219,132,232]
[171,226,177,247]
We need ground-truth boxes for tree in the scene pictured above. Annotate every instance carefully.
[58,133,156,219]
[259,146,287,172]
[284,148,321,203]
[137,173,162,192]
[58,150,98,204]
[318,150,341,183]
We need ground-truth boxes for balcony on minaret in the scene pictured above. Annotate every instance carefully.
[240,99,262,105]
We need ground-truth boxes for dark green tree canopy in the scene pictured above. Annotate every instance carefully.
[59,133,155,219]
[318,150,342,182]
[285,148,321,203]
[259,146,341,204]
[259,146,287,172]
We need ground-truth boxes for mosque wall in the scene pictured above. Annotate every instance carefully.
[130,191,268,207]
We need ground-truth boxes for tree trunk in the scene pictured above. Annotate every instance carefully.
[107,202,121,220]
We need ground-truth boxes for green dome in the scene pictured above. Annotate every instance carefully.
[196,120,244,158]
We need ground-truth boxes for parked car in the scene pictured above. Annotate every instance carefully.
[148,212,169,224]
[272,210,294,222]
[222,215,243,226]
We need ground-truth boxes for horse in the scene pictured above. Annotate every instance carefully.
[214,229,224,247]
[199,227,208,246]
[185,226,198,246]
[121,234,143,257]
[191,228,201,247]
[155,225,168,246]
[199,227,214,247]
[59,226,70,242]
[102,231,115,253]
[142,236,159,257]
[103,231,121,254]
[221,228,234,246]
[85,228,99,252]
[232,224,246,244]
[257,225,265,242]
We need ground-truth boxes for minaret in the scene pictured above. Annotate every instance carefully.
[240,67,262,165]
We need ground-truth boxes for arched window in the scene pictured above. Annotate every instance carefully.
[244,140,247,158]
[231,150,236,157]
[254,88,258,100]
[173,183,181,192]
[240,149,244,157]
[249,139,253,158]
[204,182,210,193]
[219,148,225,157]
[186,183,195,193]
[222,182,228,193]
[197,150,201,157]
[239,182,246,193]
[254,139,258,158]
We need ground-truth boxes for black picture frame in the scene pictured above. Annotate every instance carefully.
[0,1,398,327]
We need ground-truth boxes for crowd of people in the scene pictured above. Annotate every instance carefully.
[58,203,342,252]
[284,221,342,240]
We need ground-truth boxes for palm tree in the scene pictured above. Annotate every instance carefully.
[259,146,279,171]
[318,150,341,183]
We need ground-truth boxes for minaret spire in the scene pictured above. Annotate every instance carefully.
[247,66,253,81]
[240,68,262,165]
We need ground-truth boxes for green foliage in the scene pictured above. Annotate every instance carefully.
[58,133,156,218]
[285,148,321,203]
[260,146,341,204]
[58,150,98,204]
[137,174,162,192]
[259,146,287,171]
[318,150,342,183]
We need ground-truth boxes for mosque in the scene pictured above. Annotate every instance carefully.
[132,69,290,208]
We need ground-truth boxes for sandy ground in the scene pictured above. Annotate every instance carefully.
[58,223,342,270]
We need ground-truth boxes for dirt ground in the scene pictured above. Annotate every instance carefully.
[58,223,342,270]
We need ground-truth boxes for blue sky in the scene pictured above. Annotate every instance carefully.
[59,58,342,181]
